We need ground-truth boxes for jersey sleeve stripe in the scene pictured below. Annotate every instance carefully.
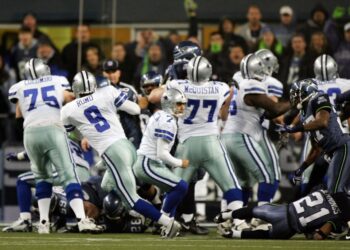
[154,133,173,141]
[268,90,283,96]
[223,90,230,97]
[114,92,128,107]
[155,129,175,137]
[8,92,17,96]
[267,86,283,91]
[64,125,76,132]
[244,87,265,93]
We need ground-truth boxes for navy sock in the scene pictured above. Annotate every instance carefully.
[223,188,243,203]
[17,179,32,213]
[257,182,275,202]
[242,187,252,206]
[133,199,162,222]
[162,180,188,214]
[65,183,83,202]
[35,181,52,199]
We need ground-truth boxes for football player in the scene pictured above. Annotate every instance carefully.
[7,58,101,234]
[220,54,290,229]
[3,138,90,232]
[61,71,181,238]
[279,78,350,239]
[215,189,350,240]
[167,55,244,228]
[133,88,189,219]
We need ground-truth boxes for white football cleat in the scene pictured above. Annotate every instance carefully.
[78,217,104,233]
[2,218,32,232]
[38,220,50,234]
[161,219,181,239]
[250,218,271,231]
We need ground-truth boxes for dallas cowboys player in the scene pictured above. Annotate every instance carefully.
[220,54,290,228]
[133,88,189,219]
[3,139,90,232]
[7,58,101,234]
[61,71,181,238]
[167,55,244,225]
[280,79,350,239]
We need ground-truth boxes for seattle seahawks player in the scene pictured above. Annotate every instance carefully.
[61,71,181,238]
[216,189,350,239]
[221,54,290,228]
[167,55,244,226]
[139,71,163,132]
[133,88,189,219]
[279,79,350,239]
[298,54,350,194]
[3,139,90,232]
[7,58,101,234]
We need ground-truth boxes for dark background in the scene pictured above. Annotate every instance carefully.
[0,0,349,24]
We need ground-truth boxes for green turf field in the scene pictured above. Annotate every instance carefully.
[0,230,348,250]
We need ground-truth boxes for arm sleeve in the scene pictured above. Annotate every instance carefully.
[156,138,182,168]
[112,87,140,115]
[61,108,76,132]
[242,79,266,97]
[266,78,283,98]
[118,99,141,115]
[311,94,332,115]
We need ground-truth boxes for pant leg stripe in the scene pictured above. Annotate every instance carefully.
[302,135,311,162]
[263,130,280,180]
[218,139,241,189]
[19,173,35,182]
[63,135,80,184]
[102,154,134,207]
[334,143,348,193]
[243,134,270,183]
[142,156,177,188]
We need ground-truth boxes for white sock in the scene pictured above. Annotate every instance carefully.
[222,210,233,220]
[347,221,350,228]
[227,200,243,211]
[232,229,242,238]
[258,201,268,206]
[160,209,171,218]
[38,198,51,223]
[69,198,86,220]
[158,214,171,226]
[221,199,228,212]
[152,187,162,205]
[181,213,194,223]
[20,212,31,221]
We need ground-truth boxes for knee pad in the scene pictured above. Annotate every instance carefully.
[35,181,53,199]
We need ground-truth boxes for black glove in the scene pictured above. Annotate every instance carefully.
[293,162,308,185]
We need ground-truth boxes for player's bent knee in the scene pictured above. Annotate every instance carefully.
[65,183,83,202]
[175,179,189,194]
[35,181,53,199]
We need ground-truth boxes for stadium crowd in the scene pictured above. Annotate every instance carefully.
[1,0,350,241]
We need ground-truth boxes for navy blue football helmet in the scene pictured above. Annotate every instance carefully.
[173,41,202,61]
[140,71,163,95]
[103,191,126,221]
[290,78,318,109]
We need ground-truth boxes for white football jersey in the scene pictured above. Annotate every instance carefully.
[222,75,266,142]
[137,110,177,161]
[8,75,70,128]
[262,76,283,129]
[167,79,230,143]
[315,77,350,133]
[61,85,128,156]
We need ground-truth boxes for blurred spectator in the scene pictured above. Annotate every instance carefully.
[37,39,67,77]
[0,52,16,110]
[237,5,267,52]
[22,12,56,49]
[82,47,104,84]
[133,42,168,92]
[308,31,332,61]
[159,30,180,64]
[110,42,135,84]
[10,26,38,81]
[297,4,328,43]
[204,31,225,77]
[272,6,296,48]
[61,24,103,81]
[256,27,283,57]
[278,33,313,99]
[126,29,158,60]
[218,17,248,53]
[215,44,245,83]
[334,23,350,79]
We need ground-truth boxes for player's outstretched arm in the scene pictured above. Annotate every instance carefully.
[220,87,234,121]
[156,138,188,168]
[118,99,141,115]
[148,87,165,104]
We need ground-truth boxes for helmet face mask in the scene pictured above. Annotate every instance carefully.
[140,71,163,96]
[187,56,212,84]
[240,54,268,81]
[255,49,279,76]
[314,54,338,81]
[173,41,202,61]
[24,58,51,80]
[72,71,97,98]
[290,79,318,109]
[161,88,187,117]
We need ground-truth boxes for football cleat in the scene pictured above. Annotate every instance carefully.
[161,219,181,239]
[217,223,233,238]
[78,217,104,233]
[179,218,209,235]
[233,219,251,231]
[339,228,350,240]
[214,210,232,224]
[2,218,32,232]
[38,220,50,234]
